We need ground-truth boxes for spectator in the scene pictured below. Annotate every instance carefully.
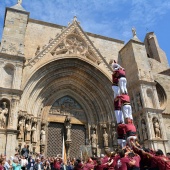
[33,158,44,170]
[27,156,35,170]
[21,145,29,159]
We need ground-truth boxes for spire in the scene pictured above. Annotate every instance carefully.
[131,27,141,42]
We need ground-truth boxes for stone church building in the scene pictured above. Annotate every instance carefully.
[0,2,170,157]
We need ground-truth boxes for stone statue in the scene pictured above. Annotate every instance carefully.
[0,102,8,128]
[112,128,117,146]
[17,117,25,139]
[18,0,22,5]
[153,118,161,138]
[41,125,46,145]
[136,93,142,111]
[91,130,97,148]
[103,129,108,147]
[141,119,148,140]
[65,115,72,141]
[132,27,137,37]
[31,123,37,143]
[25,120,31,141]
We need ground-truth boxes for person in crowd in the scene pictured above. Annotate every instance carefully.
[94,159,108,170]
[27,156,35,170]
[167,153,170,160]
[20,156,28,170]
[83,158,94,170]
[33,158,44,170]
[2,155,11,170]
[53,157,62,170]
[116,150,136,170]
[44,160,51,170]
[21,145,29,159]
[0,158,5,170]
[73,159,83,170]
[12,158,21,170]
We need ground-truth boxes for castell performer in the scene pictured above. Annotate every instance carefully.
[117,122,126,148]
[118,119,137,147]
[111,60,121,98]
[114,97,124,124]
[116,94,133,122]
[115,65,127,94]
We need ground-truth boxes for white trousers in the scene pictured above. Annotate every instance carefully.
[112,85,120,98]
[114,110,124,123]
[118,139,126,148]
[122,105,133,119]
[119,77,127,94]
[127,136,137,148]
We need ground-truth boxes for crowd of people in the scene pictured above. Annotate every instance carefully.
[0,142,170,170]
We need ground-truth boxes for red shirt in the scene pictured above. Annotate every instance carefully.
[102,156,109,164]
[133,155,141,167]
[118,123,136,135]
[116,157,129,170]
[115,69,126,78]
[114,99,121,110]
[83,163,94,170]
[117,94,130,104]
[117,124,126,139]
[54,160,61,170]
[94,164,108,170]
[112,74,119,86]
[0,165,4,170]
[152,155,170,170]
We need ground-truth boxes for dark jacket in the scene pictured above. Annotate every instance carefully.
[33,163,44,170]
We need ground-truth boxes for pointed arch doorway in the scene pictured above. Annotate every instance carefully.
[47,96,86,157]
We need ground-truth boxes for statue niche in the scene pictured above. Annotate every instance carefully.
[0,101,9,129]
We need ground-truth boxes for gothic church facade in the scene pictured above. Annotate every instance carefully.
[0,2,170,157]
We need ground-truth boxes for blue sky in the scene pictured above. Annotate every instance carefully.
[0,0,170,65]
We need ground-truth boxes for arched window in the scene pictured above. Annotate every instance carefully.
[155,81,167,109]
[3,64,14,88]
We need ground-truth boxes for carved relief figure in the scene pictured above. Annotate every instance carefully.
[153,118,161,138]
[0,102,8,128]
[65,115,72,141]
[103,129,108,147]
[112,128,117,146]
[91,130,97,148]
[136,93,142,111]
[31,123,37,143]
[41,125,46,145]
[141,119,148,140]
[17,117,25,139]
[25,120,31,141]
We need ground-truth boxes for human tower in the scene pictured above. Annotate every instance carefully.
[111,60,137,148]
